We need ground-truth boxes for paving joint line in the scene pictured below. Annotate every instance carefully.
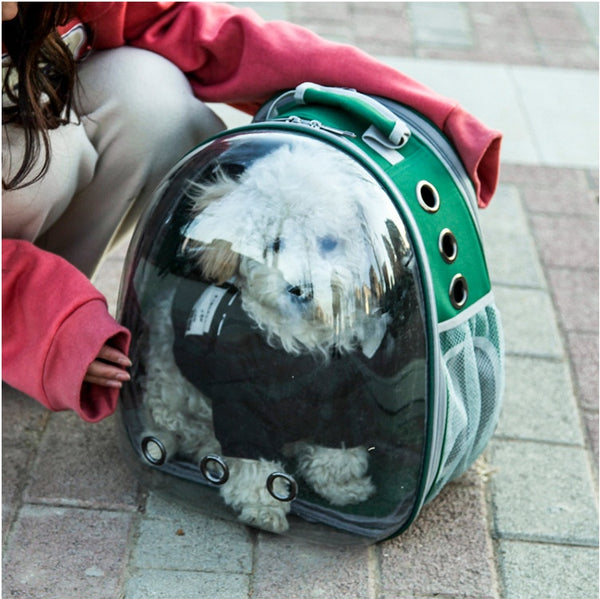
[492,435,585,449]
[479,477,503,599]
[492,533,599,549]
[20,498,142,513]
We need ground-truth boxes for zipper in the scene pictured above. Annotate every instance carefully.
[273,116,358,139]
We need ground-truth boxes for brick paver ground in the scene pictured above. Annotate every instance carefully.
[285,1,599,69]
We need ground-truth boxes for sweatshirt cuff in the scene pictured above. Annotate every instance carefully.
[43,298,131,422]
[443,105,502,208]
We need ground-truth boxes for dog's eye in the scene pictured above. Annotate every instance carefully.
[319,236,338,253]
[271,237,284,253]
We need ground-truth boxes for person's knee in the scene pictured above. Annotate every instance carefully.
[76,47,225,157]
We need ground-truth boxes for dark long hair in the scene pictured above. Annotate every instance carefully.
[2,2,78,190]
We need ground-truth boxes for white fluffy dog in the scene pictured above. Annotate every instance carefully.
[140,138,395,533]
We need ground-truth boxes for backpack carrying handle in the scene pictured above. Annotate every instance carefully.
[294,82,411,148]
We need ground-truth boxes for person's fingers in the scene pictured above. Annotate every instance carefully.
[84,359,131,387]
[84,374,123,388]
[97,344,132,367]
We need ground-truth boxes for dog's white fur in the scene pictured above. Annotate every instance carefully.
[141,139,394,533]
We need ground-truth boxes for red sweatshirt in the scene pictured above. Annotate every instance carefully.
[2,2,502,422]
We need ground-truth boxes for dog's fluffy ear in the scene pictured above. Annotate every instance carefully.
[199,239,240,285]
[186,171,241,215]
[185,171,244,284]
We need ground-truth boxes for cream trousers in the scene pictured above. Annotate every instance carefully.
[2,47,225,277]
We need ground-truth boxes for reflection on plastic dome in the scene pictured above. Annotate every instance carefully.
[119,132,428,542]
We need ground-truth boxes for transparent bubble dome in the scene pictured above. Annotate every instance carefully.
[117,131,430,543]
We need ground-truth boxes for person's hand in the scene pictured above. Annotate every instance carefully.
[84,344,132,389]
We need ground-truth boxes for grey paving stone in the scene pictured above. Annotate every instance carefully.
[358,36,415,59]
[546,267,599,334]
[530,213,598,270]
[585,167,599,191]
[409,2,472,48]
[577,1,600,42]
[2,505,133,599]
[132,511,253,573]
[526,4,591,43]
[2,387,49,543]
[583,409,599,467]
[353,11,414,56]
[510,66,598,168]
[289,1,350,22]
[24,411,140,511]
[489,440,598,545]
[500,165,598,216]
[493,286,564,359]
[520,165,597,197]
[2,383,50,443]
[478,184,546,288]
[125,569,249,599]
[566,331,599,412]
[285,2,354,45]
[352,2,408,17]
[2,445,34,544]
[498,539,599,599]
[144,490,216,521]
[376,594,493,599]
[537,39,599,70]
[495,356,585,445]
[379,482,496,598]
[252,534,371,599]
[207,102,252,132]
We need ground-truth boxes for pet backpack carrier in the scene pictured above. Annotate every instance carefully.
[116,83,504,545]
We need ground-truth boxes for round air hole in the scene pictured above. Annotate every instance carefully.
[200,455,230,485]
[439,228,458,263]
[449,274,468,309]
[416,181,440,213]
[141,436,167,466]
[266,472,298,502]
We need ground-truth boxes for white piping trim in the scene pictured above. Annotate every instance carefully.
[437,291,496,333]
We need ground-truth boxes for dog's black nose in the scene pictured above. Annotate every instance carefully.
[287,285,312,302]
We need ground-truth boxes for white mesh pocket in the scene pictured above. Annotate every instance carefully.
[428,300,504,500]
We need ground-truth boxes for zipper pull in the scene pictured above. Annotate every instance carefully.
[282,116,357,138]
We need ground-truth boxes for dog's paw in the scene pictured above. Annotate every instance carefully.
[236,503,290,534]
[313,473,376,506]
[218,458,291,533]
[294,444,376,506]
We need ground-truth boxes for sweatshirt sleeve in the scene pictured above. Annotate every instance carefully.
[2,240,131,422]
[79,2,501,208]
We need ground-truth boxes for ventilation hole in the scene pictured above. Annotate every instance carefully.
[141,436,167,466]
[266,472,298,502]
[416,181,440,213]
[200,454,230,485]
[439,228,458,263]
[449,274,468,309]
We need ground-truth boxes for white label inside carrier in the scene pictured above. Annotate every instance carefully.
[185,285,229,336]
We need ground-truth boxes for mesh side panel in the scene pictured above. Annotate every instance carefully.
[428,302,504,500]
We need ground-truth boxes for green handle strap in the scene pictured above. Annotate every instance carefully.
[294,83,411,147]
